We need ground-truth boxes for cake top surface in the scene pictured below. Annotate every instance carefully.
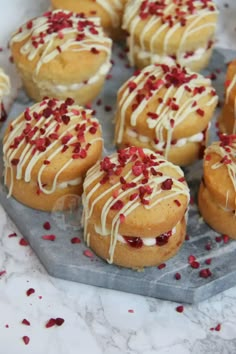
[84,146,189,208]
[10,10,112,74]
[3,97,102,194]
[125,0,218,26]
[82,147,190,260]
[116,64,218,151]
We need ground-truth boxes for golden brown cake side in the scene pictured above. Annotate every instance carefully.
[82,147,190,268]
[3,97,103,211]
[122,0,218,70]
[0,68,10,124]
[198,135,236,238]
[218,60,236,134]
[10,10,112,104]
[51,0,127,41]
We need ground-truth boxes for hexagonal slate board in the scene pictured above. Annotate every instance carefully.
[1,46,236,304]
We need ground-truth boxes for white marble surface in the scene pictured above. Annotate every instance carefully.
[1,1,236,353]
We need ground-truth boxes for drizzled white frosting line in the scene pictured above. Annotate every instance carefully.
[10,10,112,77]
[96,0,123,28]
[3,100,102,197]
[82,148,189,263]
[0,68,10,98]
[226,75,236,103]
[206,142,236,207]
[123,0,218,67]
[116,65,217,159]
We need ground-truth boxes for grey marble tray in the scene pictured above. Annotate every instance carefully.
[1,46,236,304]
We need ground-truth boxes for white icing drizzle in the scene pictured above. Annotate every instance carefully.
[206,138,236,208]
[122,0,218,66]
[96,0,124,28]
[3,98,102,197]
[82,147,190,263]
[224,73,236,134]
[10,10,112,78]
[226,74,236,103]
[115,64,218,159]
[0,68,10,98]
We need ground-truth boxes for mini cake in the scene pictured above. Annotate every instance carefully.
[10,10,112,105]
[122,0,218,71]
[218,60,236,134]
[0,68,10,124]
[82,147,190,268]
[3,97,103,211]
[51,0,127,41]
[115,64,218,166]
[198,134,236,238]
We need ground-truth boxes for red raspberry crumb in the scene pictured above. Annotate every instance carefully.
[26,288,35,297]
[222,235,230,243]
[19,238,29,246]
[119,214,126,223]
[128,309,134,313]
[45,318,56,328]
[176,305,184,313]
[175,272,181,280]
[191,261,200,269]
[105,105,112,112]
[42,234,56,241]
[22,319,30,326]
[188,255,196,264]
[161,178,173,190]
[83,250,94,258]
[22,336,30,345]
[0,270,6,277]
[43,221,51,230]
[199,268,212,278]
[158,263,166,270]
[215,236,222,243]
[71,237,81,244]
[8,232,17,238]
[55,318,65,326]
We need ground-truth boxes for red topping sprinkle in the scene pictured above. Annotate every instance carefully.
[26,288,35,297]
[176,305,184,313]
[43,221,51,230]
[175,272,181,280]
[42,234,56,241]
[111,200,124,211]
[45,318,56,328]
[19,238,29,246]
[196,108,205,117]
[22,319,30,326]
[22,336,30,345]
[199,268,212,278]
[161,178,173,190]
[71,237,81,244]
[83,249,94,258]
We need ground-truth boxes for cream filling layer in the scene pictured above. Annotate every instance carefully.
[126,128,204,150]
[38,61,112,93]
[57,177,82,189]
[133,45,207,65]
[94,224,177,247]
